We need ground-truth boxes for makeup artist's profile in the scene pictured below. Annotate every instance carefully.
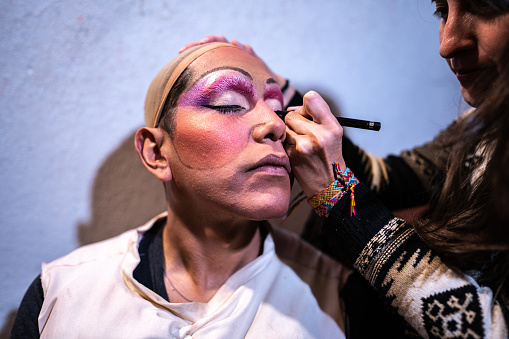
[10,42,350,338]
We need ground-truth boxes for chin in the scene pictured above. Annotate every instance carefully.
[461,86,491,108]
[243,197,291,221]
[252,205,290,221]
[462,92,479,108]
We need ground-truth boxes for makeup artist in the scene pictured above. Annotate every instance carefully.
[287,2,509,337]
[186,0,509,337]
[10,42,350,338]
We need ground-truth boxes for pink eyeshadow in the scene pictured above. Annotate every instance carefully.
[263,85,284,106]
[179,73,255,107]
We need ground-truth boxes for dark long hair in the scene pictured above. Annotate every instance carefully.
[415,55,509,304]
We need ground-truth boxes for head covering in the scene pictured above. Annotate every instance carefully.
[144,42,236,127]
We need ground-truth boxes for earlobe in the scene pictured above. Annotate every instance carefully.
[134,127,172,182]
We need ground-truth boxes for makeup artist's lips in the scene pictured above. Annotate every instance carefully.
[455,69,479,84]
[453,67,493,86]
[248,154,291,176]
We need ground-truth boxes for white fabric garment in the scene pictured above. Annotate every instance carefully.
[39,214,345,338]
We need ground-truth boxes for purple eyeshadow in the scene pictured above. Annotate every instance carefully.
[179,74,255,107]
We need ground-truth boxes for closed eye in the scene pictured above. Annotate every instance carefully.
[203,105,245,114]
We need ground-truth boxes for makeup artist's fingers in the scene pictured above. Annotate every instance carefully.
[180,36,254,54]
[285,130,345,197]
[301,91,338,125]
[285,128,344,198]
[284,92,346,197]
[285,92,341,136]
[179,35,230,53]
[284,120,344,172]
[231,40,256,56]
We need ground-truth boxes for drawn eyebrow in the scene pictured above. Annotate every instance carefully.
[191,67,253,88]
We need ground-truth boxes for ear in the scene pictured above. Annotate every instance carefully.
[134,127,172,182]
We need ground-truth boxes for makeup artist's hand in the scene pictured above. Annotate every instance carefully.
[179,35,230,53]
[285,91,347,198]
[179,35,295,106]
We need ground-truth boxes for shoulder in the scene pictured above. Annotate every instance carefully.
[42,228,137,273]
[41,213,165,292]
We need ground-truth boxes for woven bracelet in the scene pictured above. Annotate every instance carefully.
[307,164,359,217]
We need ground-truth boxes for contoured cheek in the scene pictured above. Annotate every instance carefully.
[171,72,254,170]
[171,112,247,170]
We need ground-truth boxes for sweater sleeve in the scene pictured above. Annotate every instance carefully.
[10,275,44,338]
[324,183,508,338]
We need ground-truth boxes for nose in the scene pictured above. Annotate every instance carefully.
[251,102,286,143]
[438,11,476,59]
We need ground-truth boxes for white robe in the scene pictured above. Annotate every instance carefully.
[39,213,348,338]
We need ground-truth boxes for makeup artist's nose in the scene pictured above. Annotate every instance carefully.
[252,102,286,143]
[439,11,476,60]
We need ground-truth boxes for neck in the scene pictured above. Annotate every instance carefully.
[161,208,264,303]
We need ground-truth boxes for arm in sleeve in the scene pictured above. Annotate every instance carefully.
[10,275,44,338]
[323,183,508,338]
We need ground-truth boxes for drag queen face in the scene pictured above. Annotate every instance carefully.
[164,46,291,222]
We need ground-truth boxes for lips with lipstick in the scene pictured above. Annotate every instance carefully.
[247,154,291,176]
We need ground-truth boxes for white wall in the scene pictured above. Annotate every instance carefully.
[0,0,468,332]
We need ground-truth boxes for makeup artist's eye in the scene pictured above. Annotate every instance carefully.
[203,105,245,114]
[433,5,448,20]
[432,0,448,20]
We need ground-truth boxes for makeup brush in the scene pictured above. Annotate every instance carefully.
[275,110,381,131]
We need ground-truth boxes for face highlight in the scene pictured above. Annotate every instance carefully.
[165,47,290,221]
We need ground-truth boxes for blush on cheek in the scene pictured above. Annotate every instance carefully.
[172,115,245,169]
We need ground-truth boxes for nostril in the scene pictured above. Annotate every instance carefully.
[265,132,277,141]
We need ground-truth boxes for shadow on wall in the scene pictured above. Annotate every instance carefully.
[0,311,16,339]
[77,129,167,246]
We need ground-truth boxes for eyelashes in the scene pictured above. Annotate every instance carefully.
[432,0,448,20]
[202,104,245,115]
[433,8,447,19]
[433,4,448,20]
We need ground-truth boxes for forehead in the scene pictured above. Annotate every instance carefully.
[187,47,271,84]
